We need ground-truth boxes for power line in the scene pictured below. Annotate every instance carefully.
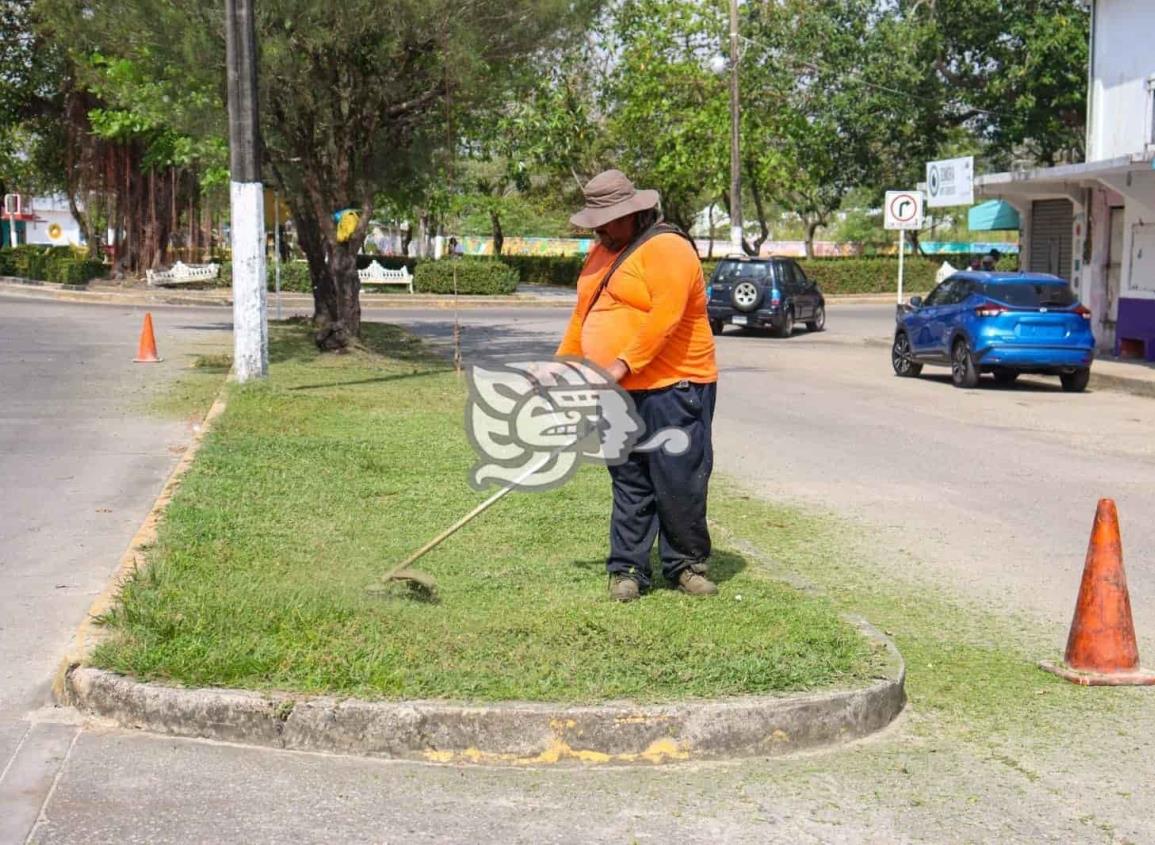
[737,33,1012,120]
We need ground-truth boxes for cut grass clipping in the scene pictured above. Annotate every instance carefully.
[94,322,874,702]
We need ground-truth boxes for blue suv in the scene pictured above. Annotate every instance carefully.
[892,272,1095,391]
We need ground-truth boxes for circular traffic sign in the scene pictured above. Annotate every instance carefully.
[888,192,920,223]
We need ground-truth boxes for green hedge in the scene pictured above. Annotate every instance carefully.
[501,254,585,287]
[702,257,940,295]
[0,246,106,285]
[218,260,313,292]
[357,254,419,273]
[414,258,519,295]
[498,253,937,294]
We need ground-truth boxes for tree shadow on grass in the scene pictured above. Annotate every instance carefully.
[287,369,450,392]
[570,548,748,589]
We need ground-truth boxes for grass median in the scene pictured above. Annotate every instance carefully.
[94,321,875,703]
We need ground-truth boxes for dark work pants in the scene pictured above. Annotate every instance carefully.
[606,381,716,589]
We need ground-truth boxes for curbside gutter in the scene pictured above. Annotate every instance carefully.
[62,617,903,765]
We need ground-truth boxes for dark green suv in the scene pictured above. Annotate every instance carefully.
[706,256,826,337]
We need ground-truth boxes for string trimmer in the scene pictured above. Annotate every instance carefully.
[366,418,594,598]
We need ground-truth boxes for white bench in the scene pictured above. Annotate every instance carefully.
[146,261,221,286]
[358,260,413,293]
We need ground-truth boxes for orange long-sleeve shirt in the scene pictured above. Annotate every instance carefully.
[556,232,718,391]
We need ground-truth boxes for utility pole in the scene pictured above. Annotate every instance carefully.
[727,0,742,255]
[225,0,268,381]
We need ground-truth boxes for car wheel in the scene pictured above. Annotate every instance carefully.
[951,338,980,389]
[1060,368,1090,393]
[710,319,725,336]
[992,368,1019,386]
[775,308,794,338]
[891,331,922,377]
[806,305,826,332]
[731,281,762,313]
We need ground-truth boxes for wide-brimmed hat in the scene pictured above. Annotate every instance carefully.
[569,169,660,229]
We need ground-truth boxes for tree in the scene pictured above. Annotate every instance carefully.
[910,0,1089,167]
[603,0,730,232]
[48,0,592,350]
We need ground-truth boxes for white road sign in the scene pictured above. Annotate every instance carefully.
[883,191,924,230]
[926,156,974,208]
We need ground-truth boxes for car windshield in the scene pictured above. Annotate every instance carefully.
[714,262,771,284]
[980,282,1077,308]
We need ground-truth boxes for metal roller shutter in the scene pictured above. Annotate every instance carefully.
[1029,199,1073,280]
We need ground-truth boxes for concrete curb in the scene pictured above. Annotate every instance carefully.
[62,616,903,765]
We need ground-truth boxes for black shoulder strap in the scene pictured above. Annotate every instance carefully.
[580,222,696,325]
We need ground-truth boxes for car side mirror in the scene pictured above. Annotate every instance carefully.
[909,296,923,309]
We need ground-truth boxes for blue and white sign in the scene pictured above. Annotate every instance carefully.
[926,156,974,208]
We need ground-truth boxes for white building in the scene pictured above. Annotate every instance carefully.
[975,0,1155,357]
[8,195,85,247]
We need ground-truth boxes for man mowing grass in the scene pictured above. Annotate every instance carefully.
[558,169,719,603]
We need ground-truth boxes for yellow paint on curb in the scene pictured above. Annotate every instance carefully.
[52,387,230,702]
[421,736,690,766]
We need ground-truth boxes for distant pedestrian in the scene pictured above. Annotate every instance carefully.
[981,248,1001,271]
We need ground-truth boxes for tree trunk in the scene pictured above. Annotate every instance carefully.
[314,242,362,351]
[292,205,328,317]
[491,209,504,257]
[706,203,715,259]
[804,219,822,259]
[745,176,769,257]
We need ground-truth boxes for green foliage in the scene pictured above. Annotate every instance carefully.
[501,255,585,286]
[0,245,106,284]
[413,258,519,295]
[604,0,729,230]
[701,257,940,295]
[357,255,419,273]
[218,260,313,293]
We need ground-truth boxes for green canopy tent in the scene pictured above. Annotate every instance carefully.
[968,200,1020,231]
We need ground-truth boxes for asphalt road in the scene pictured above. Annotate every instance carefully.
[4,296,1155,843]
[0,299,228,842]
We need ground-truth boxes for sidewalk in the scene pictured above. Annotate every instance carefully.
[1092,353,1155,398]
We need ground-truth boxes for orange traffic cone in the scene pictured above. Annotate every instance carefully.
[1041,499,1155,685]
[133,312,162,363]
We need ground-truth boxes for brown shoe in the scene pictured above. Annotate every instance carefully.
[677,569,718,596]
[609,575,641,602]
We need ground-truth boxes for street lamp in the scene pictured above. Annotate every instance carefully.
[711,0,742,255]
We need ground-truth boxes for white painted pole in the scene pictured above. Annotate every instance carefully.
[897,229,905,305]
[230,183,268,380]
